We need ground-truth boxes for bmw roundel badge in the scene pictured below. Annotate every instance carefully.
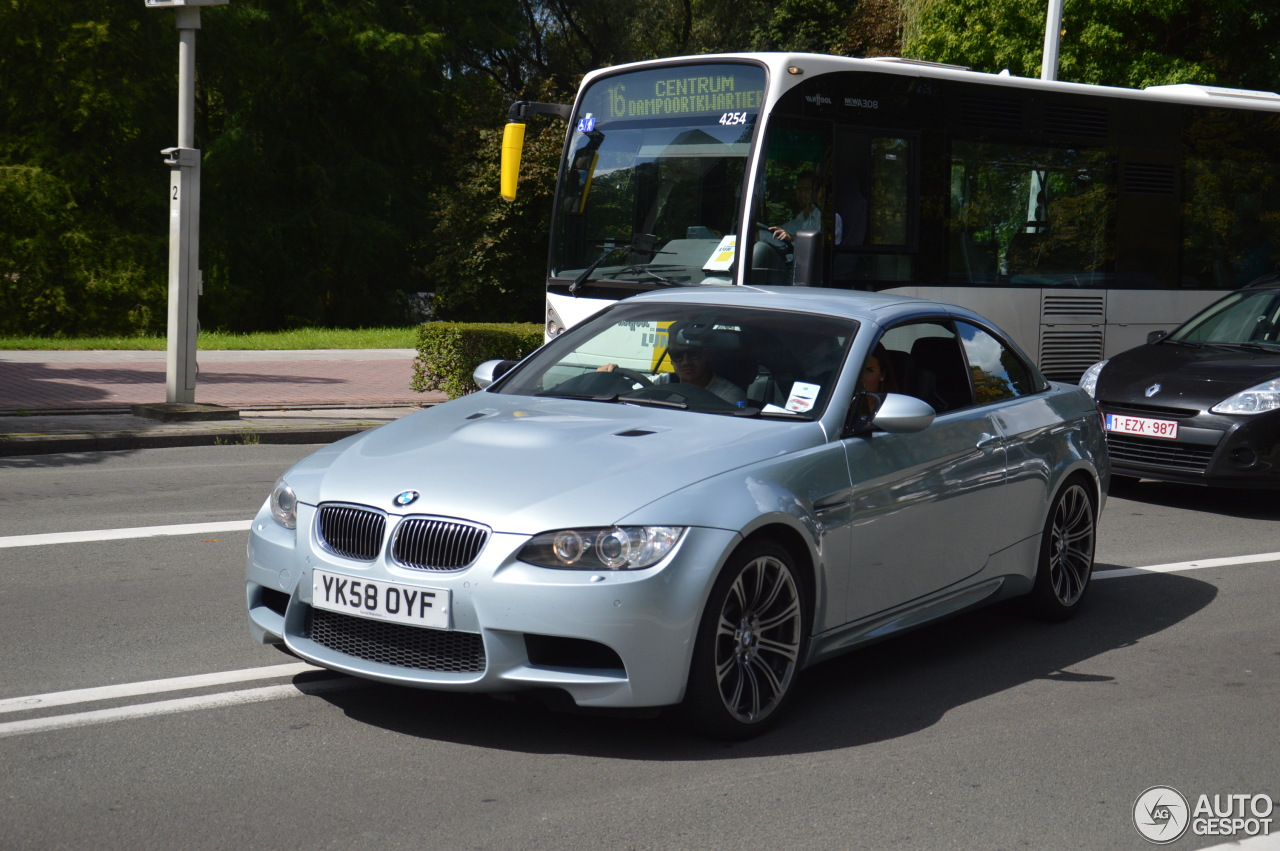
[393,490,420,507]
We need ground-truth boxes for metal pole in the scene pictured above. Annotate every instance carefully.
[164,6,202,403]
[1041,0,1064,82]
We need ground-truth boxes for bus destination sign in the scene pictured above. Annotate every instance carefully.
[604,73,763,119]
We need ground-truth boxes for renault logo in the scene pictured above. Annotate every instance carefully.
[1144,383,1162,398]
[393,490,419,507]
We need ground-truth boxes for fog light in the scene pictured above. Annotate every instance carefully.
[1230,447,1258,468]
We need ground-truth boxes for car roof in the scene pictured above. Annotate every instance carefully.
[621,285,978,326]
[1243,272,1280,290]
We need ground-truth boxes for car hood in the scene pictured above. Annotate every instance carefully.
[1098,343,1280,409]
[285,392,822,534]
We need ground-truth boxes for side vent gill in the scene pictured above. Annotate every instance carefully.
[614,428,658,438]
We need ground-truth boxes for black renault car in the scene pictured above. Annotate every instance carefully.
[1079,274,1280,488]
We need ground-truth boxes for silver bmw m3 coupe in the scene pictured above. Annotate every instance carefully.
[246,287,1108,737]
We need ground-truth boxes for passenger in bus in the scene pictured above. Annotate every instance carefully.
[767,170,822,245]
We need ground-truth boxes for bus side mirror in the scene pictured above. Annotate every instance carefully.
[793,230,822,286]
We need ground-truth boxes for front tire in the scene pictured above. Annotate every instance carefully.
[1027,478,1097,620]
[684,540,808,738]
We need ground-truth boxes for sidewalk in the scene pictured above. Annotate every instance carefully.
[0,349,448,457]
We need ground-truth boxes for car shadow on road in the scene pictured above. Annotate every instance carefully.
[1108,478,1280,520]
[311,569,1216,757]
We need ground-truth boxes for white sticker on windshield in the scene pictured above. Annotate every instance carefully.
[703,235,737,271]
[785,382,820,413]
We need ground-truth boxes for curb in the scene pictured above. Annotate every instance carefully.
[0,424,379,457]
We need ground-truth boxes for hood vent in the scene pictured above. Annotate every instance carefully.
[614,428,658,438]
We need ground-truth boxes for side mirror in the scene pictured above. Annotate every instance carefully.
[846,392,936,437]
[473,359,518,390]
[792,230,822,286]
[1147,330,1169,344]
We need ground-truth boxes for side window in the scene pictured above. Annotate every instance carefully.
[749,118,832,286]
[956,321,1036,404]
[878,320,974,412]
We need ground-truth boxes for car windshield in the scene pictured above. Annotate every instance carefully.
[551,63,765,288]
[496,302,857,418]
[1170,288,1280,349]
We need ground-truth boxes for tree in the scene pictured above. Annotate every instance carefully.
[0,3,171,335]
[904,0,1280,89]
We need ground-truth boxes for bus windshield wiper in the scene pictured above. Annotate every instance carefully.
[570,241,672,295]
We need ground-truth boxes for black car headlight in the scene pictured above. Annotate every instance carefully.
[1078,360,1108,398]
[1212,378,1280,415]
[519,526,685,570]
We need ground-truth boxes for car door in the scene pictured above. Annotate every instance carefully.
[840,319,1010,621]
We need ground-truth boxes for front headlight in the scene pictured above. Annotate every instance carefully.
[1211,378,1280,415]
[519,526,685,570]
[1078,360,1108,398]
[269,478,298,529]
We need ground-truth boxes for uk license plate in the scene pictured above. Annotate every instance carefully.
[312,569,450,629]
[1105,413,1179,440]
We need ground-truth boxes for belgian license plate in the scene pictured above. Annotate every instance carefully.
[312,569,450,629]
[1105,413,1179,440]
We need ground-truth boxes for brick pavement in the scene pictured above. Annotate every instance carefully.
[0,349,439,412]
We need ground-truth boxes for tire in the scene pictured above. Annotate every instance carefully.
[1027,478,1097,620]
[684,539,809,739]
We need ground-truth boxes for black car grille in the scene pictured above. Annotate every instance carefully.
[392,517,489,571]
[1103,401,1200,419]
[1106,434,1215,473]
[306,608,486,673]
[317,505,386,561]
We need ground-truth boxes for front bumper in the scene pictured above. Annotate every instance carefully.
[1101,406,1280,488]
[245,500,738,708]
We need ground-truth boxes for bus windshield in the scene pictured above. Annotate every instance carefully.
[552,63,766,290]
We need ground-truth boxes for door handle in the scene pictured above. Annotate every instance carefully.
[976,433,1002,451]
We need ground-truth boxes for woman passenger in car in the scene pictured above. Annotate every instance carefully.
[858,343,897,413]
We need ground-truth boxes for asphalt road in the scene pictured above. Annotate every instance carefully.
[1,446,1276,850]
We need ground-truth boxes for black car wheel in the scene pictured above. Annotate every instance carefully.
[1028,478,1096,620]
[684,540,808,738]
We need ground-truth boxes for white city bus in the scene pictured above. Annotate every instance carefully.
[501,53,1280,380]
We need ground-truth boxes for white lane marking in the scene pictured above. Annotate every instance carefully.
[0,520,252,548]
[0,678,362,739]
[1095,551,1280,580]
[0,662,320,715]
[1202,835,1280,851]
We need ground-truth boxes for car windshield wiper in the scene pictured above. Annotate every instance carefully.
[1160,338,1203,348]
[1212,341,1278,353]
[619,395,687,410]
[535,390,620,402]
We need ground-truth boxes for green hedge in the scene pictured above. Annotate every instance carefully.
[412,322,543,400]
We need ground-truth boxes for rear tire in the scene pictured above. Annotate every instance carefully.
[1027,478,1096,620]
[683,540,808,739]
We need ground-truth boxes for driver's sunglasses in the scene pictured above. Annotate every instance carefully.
[668,347,704,362]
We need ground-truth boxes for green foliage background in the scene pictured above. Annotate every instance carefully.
[1,0,1277,335]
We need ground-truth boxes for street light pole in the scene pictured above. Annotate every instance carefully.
[1041,0,1065,82]
[146,0,227,405]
